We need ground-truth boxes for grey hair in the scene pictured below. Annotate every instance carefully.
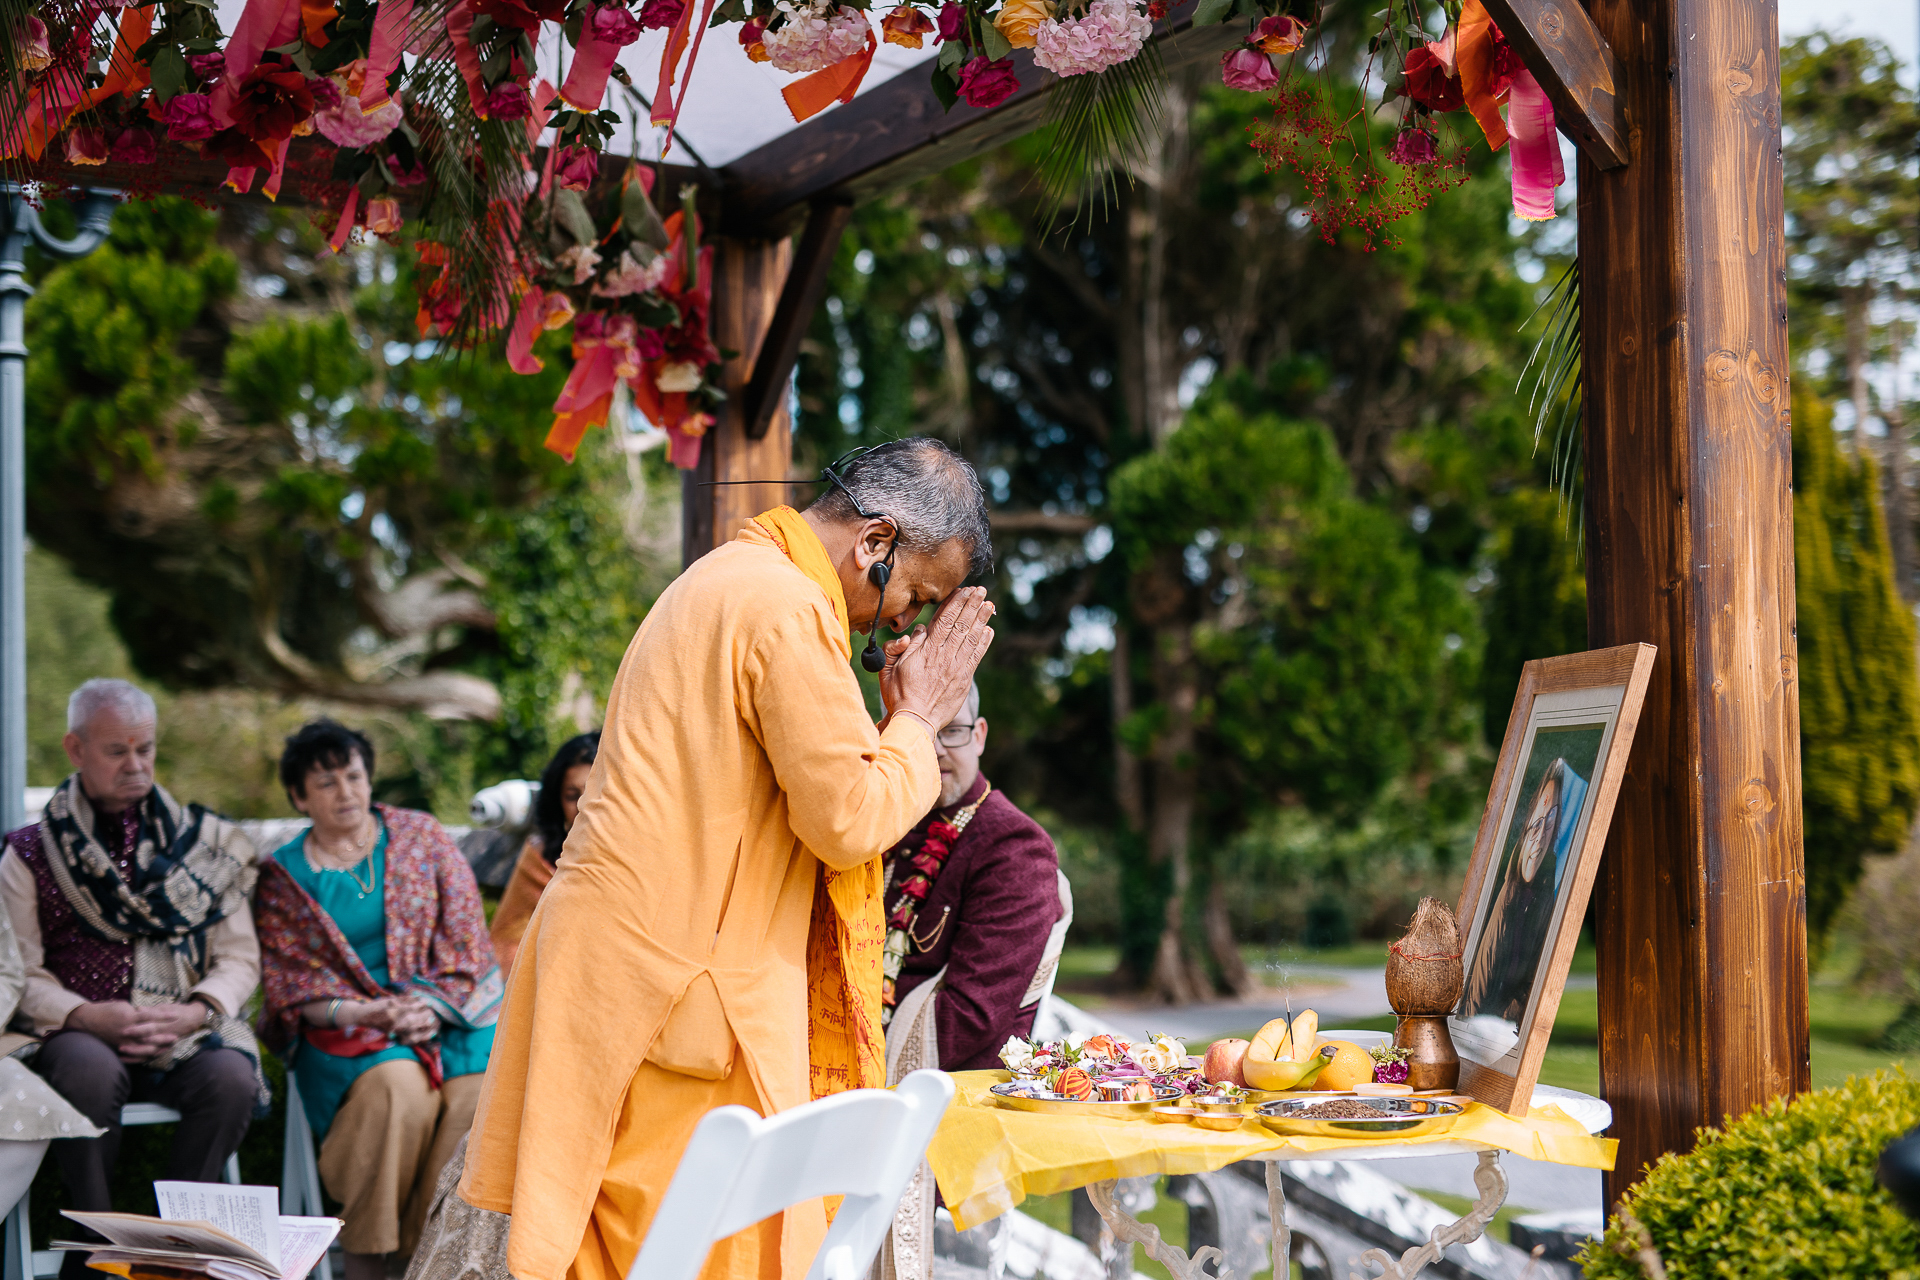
[962,681,981,725]
[68,678,156,736]
[808,439,995,578]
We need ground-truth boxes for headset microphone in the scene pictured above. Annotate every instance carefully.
[861,559,892,673]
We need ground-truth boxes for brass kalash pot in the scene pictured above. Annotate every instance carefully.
[1385,898,1463,1091]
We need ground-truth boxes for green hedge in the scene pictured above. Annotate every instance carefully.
[1580,1070,1920,1278]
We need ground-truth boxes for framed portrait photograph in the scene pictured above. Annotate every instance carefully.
[1451,643,1657,1113]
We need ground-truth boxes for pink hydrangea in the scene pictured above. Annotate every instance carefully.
[593,247,674,297]
[313,90,404,147]
[1032,0,1150,76]
[762,1,871,73]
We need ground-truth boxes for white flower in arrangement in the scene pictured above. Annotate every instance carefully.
[557,244,602,285]
[762,0,871,73]
[593,247,675,298]
[1133,1037,1182,1073]
[1065,1029,1090,1051]
[1154,1033,1186,1062]
[655,361,704,393]
[999,1037,1036,1073]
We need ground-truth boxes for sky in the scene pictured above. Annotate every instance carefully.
[1780,0,1916,72]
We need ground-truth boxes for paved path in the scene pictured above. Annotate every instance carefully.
[1059,969,1605,1216]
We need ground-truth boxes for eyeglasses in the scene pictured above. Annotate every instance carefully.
[936,722,978,749]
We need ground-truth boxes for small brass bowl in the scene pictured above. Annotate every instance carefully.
[1150,1106,1246,1131]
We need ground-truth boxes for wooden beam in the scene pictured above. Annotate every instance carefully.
[1480,0,1629,169]
[718,0,1242,235]
[743,200,853,440]
[1581,0,1806,1207]
[684,237,797,567]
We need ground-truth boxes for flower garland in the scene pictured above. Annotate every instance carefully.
[880,780,991,1024]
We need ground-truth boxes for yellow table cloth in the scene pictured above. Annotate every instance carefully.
[929,1071,1617,1231]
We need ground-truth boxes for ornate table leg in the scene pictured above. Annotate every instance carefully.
[1348,1150,1509,1280]
[1084,1179,1229,1280]
[1265,1162,1289,1279]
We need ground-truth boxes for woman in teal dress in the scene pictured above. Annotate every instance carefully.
[252,721,502,1280]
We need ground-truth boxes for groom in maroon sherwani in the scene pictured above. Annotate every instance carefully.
[881,683,1061,1070]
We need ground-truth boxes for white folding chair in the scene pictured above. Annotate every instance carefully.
[3,1104,243,1280]
[625,1069,955,1280]
[279,1073,334,1280]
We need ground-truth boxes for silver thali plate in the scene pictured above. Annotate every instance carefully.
[988,1081,1186,1119]
[1257,1096,1464,1139]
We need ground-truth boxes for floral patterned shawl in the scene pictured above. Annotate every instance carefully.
[254,804,503,1085]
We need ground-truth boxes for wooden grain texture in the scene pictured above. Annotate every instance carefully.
[1480,0,1628,169]
[717,0,1243,235]
[683,237,797,567]
[1453,644,1655,1115]
[744,201,853,440]
[1580,0,1807,1207]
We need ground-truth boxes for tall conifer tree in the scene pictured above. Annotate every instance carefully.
[1794,387,1920,952]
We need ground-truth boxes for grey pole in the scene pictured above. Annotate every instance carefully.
[0,187,118,835]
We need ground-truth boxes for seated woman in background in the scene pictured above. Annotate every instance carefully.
[487,731,598,979]
[253,721,501,1280]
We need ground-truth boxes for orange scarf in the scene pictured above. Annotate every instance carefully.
[747,507,888,1100]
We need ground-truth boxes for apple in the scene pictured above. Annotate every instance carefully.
[1203,1038,1251,1086]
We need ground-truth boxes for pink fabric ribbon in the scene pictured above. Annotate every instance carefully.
[445,0,490,114]
[506,287,548,374]
[359,0,416,111]
[1506,69,1562,221]
[326,187,361,253]
[215,0,302,124]
[559,9,625,110]
[650,0,721,152]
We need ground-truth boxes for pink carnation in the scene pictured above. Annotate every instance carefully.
[1220,46,1276,91]
[762,2,871,73]
[589,4,643,43]
[163,93,219,142]
[957,55,1018,107]
[313,92,404,147]
[1032,0,1149,76]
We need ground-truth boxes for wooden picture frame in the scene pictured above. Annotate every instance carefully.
[1450,643,1656,1113]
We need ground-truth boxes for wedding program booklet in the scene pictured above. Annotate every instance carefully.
[56,1181,341,1280]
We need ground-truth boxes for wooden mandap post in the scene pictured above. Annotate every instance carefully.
[1579,0,1808,1204]
[683,237,798,564]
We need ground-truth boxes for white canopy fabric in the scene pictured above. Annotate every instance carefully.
[212,0,940,169]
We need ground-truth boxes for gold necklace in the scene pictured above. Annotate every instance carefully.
[308,816,379,896]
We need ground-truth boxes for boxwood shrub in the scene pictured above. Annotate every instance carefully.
[1579,1069,1920,1278]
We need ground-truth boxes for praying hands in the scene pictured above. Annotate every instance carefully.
[880,586,997,736]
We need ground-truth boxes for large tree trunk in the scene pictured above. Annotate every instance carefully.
[1145,623,1210,1003]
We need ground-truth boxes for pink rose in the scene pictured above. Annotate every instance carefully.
[20,18,49,72]
[64,128,109,166]
[365,197,403,235]
[957,56,1018,107]
[936,2,967,42]
[163,93,219,142]
[108,127,156,165]
[188,52,226,82]
[1220,46,1276,91]
[1388,126,1437,166]
[485,81,532,120]
[589,4,643,43]
[556,144,599,192]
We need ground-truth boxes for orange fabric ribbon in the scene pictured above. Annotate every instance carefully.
[1454,0,1508,152]
[748,506,886,1101]
[781,26,877,123]
[302,0,337,45]
[80,5,154,112]
[650,0,721,152]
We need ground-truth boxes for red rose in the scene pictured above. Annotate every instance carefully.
[187,52,226,83]
[957,56,1018,108]
[162,93,219,142]
[1401,42,1463,112]
[641,0,686,28]
[485,82,532,119]
[108,127,156,165]
[474,0,568,32]
[229,66,315,143]
[555,144,599,192]
[936,3,968,43]
[589,4,643,43]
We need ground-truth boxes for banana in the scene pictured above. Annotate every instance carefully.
[1287,1009,1320,1061]
[1249,1017,1291,1062]
[1242,1044,1336,1091]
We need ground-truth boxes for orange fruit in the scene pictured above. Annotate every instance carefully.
[1311,1040,1375,1091]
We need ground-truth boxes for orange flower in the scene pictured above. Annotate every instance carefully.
[1250,13,1307,54]
[539,293,577,330]
[992,0,1054,49]
[365,197,403,235]
[881,4,935,47]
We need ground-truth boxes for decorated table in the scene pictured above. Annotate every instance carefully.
[926,1070,1615,1280]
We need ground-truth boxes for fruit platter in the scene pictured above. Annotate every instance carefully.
[990,1009,1430,1123]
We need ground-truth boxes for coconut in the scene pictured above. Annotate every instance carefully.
[1385,897,1464,1014]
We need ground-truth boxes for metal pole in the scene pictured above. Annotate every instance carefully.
[0,187,117,835]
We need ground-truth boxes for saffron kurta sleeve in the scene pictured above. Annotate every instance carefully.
[458,522,940,1280]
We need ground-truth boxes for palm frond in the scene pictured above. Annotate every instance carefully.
[1517,259,1583,527]
[1035,42,1167,227]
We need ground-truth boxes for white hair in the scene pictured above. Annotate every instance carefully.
[67,679,157,737]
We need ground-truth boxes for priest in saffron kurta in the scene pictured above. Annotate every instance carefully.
[457,439,997,1280]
